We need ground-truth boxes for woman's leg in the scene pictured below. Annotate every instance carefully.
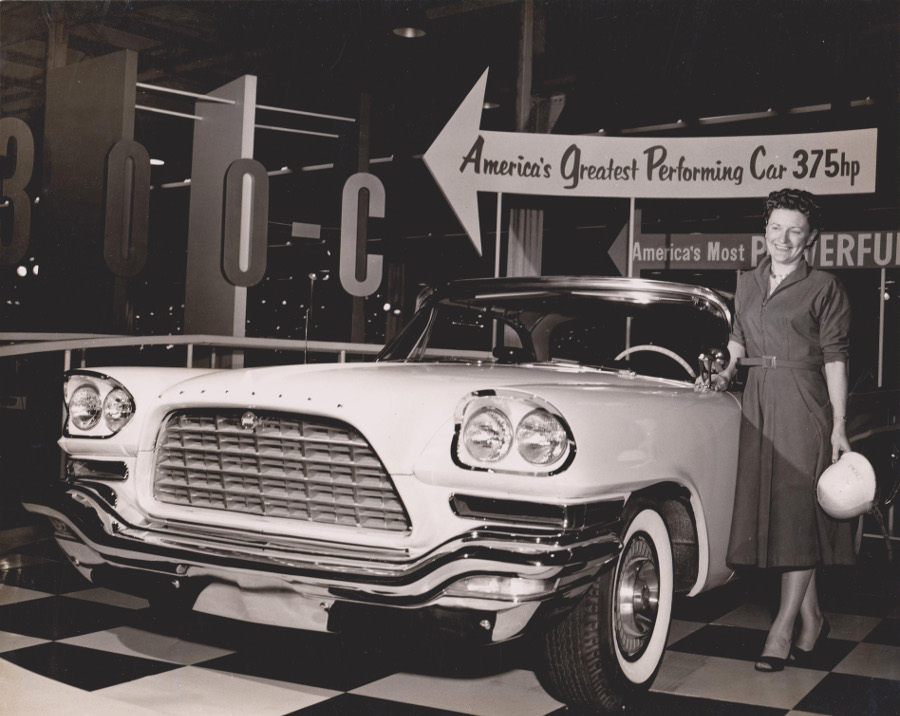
[795,570,825,651]
[761,568,814,659]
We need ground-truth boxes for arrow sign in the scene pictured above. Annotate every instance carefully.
[608,217,763,276]
[609,211,900,275]
[423,69,877,255]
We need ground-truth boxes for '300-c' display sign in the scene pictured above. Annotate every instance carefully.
[0,117,385,297]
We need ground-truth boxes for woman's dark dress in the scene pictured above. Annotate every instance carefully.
[726,256,855,568]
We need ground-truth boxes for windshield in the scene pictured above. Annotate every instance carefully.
[379,287,731,382]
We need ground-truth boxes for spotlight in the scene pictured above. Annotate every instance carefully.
[393,26,425,38]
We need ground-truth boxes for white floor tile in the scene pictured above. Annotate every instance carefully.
[833,642,900,680]
[0,629,47,653]
[62,587,150,610]
[651,650,711,693]
[657,655,828,709]
[352,669,563,716]
[96,666,339,716]
[0,659,161,716]
[0,583,52,606]
[59,626,234,665]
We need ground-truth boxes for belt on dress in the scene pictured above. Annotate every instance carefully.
[738,356,823,370]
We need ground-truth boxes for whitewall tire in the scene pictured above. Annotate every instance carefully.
[537,499,674,713]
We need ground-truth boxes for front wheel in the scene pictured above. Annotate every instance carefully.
[537,500,674,712]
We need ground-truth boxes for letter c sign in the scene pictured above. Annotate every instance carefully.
[340,172,384,297]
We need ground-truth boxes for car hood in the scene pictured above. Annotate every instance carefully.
[158,360,684,408]
[81,361,697,475]
[122,361,687,470]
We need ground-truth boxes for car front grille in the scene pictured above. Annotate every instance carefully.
[152,409,410,532]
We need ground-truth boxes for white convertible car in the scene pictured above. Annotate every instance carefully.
[24,276,897,712]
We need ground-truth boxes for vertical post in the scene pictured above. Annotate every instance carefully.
[43,50,139,332]
[627,199,636,278]
[625,199,637,354]
[350,94,372,344]
[494,193,503,279]
[506,0,543,279]
[184,74,258,368]
[46,11,69,71]
[878,268,885,387]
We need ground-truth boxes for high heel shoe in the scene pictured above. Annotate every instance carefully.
[790,617,830,665]
[754,655,787,672]
[755,632,792,673]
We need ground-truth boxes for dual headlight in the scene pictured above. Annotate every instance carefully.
[455,392,574,474]
[64,372,135,437]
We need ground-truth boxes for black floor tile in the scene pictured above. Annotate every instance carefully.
[0,642,179,691]
[793,672,900,716]
[668,624,767,661]
[0,595,135,639]
[863,618,900,647]
[285,693,470,715]
[672,581,758,623]
[196,633,403,692]
[631,692,789,715]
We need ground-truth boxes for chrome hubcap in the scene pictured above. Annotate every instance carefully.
[615,534,659,660]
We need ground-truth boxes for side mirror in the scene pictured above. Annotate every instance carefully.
[698,347,730,388]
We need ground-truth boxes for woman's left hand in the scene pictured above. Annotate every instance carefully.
[831,419,852,463]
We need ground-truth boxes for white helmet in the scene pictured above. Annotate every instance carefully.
[817,452,876,520]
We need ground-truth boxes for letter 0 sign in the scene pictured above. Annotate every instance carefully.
[104,139,151,277]
[222,158,269,286]
[0,117,34,265]
[340,172,384,297]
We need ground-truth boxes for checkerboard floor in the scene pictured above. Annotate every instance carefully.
[1,537,898,715]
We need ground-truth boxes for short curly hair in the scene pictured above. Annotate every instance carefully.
[764,188,822,233]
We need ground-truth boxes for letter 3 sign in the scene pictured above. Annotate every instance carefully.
[340,172,384,297]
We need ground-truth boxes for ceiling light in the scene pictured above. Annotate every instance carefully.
[393,26,425,38]
[150,158,165,166]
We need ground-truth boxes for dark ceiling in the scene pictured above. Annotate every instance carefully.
[2,0,899,271]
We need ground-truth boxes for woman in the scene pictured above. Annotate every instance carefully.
[702,188,854,672]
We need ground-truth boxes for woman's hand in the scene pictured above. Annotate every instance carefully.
[831,418,851,463]
[693,373,731,392]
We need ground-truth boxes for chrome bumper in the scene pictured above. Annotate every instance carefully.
[24,484,622,641]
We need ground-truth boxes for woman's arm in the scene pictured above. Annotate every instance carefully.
[824,360,851,462]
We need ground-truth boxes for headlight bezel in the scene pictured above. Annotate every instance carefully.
[64,371,136,438]
[453,390,575,476]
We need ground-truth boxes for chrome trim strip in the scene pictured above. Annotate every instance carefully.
[24,488,621,598]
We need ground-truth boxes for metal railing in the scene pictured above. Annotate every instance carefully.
[0,333,489,368]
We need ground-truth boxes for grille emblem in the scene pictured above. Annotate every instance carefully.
[240,411,259,430]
